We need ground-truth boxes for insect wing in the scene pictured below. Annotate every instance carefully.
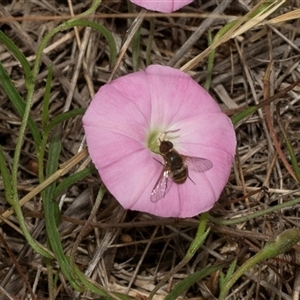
[150,170,173,202]
[185,156,213,173]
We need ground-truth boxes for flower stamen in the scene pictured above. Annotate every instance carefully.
[157,129,181,146]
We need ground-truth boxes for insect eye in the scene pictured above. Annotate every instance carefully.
[159,141,173,153]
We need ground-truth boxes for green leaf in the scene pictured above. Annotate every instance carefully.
[42,131,116,296]
[53,167,95,198]
[220,259,237,289]
[42,128,83,289]
[0,145,12,203]
[204,30,215,91]
[0,30,31,83]
[42,129,81,288]
[43,108,85,135]
[275,103,300,182]
[219,229,300,299]
[231,106,258,125]
[285,139,300,181]
[0,62,41,147]
[3,143,52,258]
[166,262,229,300]
[42,64,53,129]
[132,25,141,72]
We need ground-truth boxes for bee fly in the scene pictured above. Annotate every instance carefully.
[150,139,213,202]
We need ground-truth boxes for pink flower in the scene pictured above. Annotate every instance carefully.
[83,65,236,218]
[130,0,193,13]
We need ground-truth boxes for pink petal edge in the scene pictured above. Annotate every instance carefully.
[130,0,193,13]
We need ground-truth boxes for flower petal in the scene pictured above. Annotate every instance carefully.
[83,72,153,142]
[83,127,160,207]
[174,112,236,157]
[144,65,221,130]
[132,170,217,218]
[130,0,193,13]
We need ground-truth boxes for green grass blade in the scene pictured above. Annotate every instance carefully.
[2,144,52,258]
[284,139,300,182]
[0,30,31,82]
[0,145,12,203]
[43,130,115,296]
[42,128,83,289]
[220,259,237,289]
[53,167,95,198]
[165,262,229,300]
[204,30,215,91]
[132,25,141,72]
[0,62,41,147]
[276,103,300,182]
[219,229,300,299]
[42,64,53,129]
[76,0,102,19]
[43,108,85,134]
[231,106,258,125]
[146,19,155,66]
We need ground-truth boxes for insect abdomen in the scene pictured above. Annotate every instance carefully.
[165,149,188,184]
[172,166,188,183]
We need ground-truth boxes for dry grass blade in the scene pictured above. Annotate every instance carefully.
[231,0,286,38]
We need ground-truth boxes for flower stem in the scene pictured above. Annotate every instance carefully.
[219,229,300,299]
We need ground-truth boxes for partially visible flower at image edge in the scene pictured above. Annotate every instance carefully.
[83,65,236,218]
[130,0,193,13]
